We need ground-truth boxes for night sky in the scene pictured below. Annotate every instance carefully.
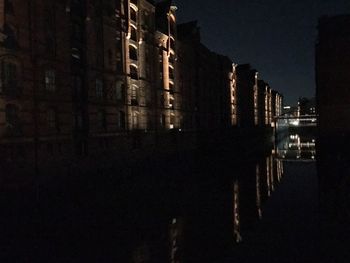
[173,0,350,105]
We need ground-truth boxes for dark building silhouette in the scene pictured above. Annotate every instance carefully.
[177,21,237,131]
[316,14,350,260]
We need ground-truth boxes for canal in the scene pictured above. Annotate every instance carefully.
[3,129,322,262]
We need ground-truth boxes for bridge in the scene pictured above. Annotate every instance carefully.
[274,114,318,128]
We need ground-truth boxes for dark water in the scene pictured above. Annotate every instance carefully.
[2,130,322,262]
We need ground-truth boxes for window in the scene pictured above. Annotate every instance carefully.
[169,67,174,80]
[3,24,17,49]
[170,115,175,129]
[96,79,104,98]
[168,38,175,50]
[160,114,166,128]
[44,8,56,56]
[130,8,137,22]
[5,104,21,136]
[119,111,126,129]
[169,98,174,109]
[97,109,107,131]
[129,45,138,61]
[130,26,137,42]
[169,53,175,64]
[116,81,124,100]
[108,49,113,66]
[169,82,174,93]
[5,0,14,15]
[131,85,138,106]
[132,111,139,129]
[2,62,18,95]
[45,70,56,91]
[47,108,59,131]
[130,65,138,80]
[73,75,82,98]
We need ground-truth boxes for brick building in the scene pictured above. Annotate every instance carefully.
[177,21,237,131]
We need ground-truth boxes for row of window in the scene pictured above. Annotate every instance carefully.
[3,104,127,135]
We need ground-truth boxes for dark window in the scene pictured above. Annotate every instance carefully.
[130,27,137,42]
[130,65,138,79]
[129,45,138,61]
[96,79,104,98]
[73,75,82,99]
[130,8,137,22]
[5,104,21,136]
[97,110,107,131]
[119,111,126,129]
[169,82,174,94]
[45,70,56,92]
[44,8,56,56]
[161,114,166,128]
[3,24,18,49]
[5,0,14,15]
[2,62,18,96]
[169,67,174,80]
[47,108,59,132]
[116,81,124,100]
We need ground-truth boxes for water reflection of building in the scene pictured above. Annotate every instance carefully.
[276,134,316,161]
[233,180,242,243]
[232,153,284,243]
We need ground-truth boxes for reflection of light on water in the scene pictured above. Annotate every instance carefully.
[270,156,275,192]
[266,157,271,197]
[170,217,181,263]
[277,159,283,182]
[233,181,242,243]
[256,164,262,219]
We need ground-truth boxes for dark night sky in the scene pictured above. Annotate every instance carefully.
[172,0,350,105]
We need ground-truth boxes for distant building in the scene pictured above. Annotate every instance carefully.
[298,97,316,116]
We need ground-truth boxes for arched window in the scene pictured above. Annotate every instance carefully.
[129,45,138,61]
[130,65,138,80]
[130,26,137,42]
[169,67,174,80]
[130,8,137,22]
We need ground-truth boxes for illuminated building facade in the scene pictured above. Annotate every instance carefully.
[0,0,282,168]
[155,1,181,130]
